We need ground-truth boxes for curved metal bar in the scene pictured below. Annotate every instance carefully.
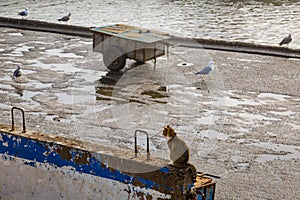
[134,130,150,158]
[11,107,26,133]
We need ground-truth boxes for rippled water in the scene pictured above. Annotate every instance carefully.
[1,0,300,48]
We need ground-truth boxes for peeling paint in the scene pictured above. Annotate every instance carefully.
[73,152,90,165]
[0,127,215,199]
[0,129,172,199]
[53,145,72,161]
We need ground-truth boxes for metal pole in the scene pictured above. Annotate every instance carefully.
[134,134,138,154]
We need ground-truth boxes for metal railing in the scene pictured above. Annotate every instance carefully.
[134,129,150,160]
[11,107,26,133]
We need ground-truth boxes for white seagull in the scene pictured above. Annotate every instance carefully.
[196,61,215,80]
[13,66,22,79]
[18,8,28,18]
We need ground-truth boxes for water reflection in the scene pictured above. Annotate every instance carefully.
[95,71,169,104]
[95,71,122,101]
[15,87,24,97]
[95,86,114,101]
[98,71,123,86]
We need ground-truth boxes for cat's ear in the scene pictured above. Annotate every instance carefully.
[167,126,176,137]
[163,127,168,136]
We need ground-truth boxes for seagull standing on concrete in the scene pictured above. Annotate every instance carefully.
[13,66,22,79]
[58,13,71,22]
[196,61,215,80]
[279,34,292,47]
[18,8,28,18]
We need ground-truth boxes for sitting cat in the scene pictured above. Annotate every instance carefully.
[163,125,190,168]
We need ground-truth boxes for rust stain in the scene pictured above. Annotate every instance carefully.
[135,191,153,200]
[52,144,91,165]
[123,185,131,200]
[74,152,91,165]
[54,146,72,161]
[0,124,10,130]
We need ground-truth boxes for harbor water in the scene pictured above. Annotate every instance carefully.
[1,0,300,48]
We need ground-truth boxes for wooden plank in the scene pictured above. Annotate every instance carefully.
[101,27,128,34]
[125,32,143,38]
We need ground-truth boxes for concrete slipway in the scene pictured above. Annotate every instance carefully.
[0,18,299,199]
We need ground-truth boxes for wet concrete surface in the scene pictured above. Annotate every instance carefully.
[0,27,299,199]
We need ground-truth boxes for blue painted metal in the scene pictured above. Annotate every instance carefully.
[0,129,216,199]
[0,131,170,193]
[196,184,216,200]
[1,132,134,183]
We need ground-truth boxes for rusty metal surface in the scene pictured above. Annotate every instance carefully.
[194,175,214,188]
